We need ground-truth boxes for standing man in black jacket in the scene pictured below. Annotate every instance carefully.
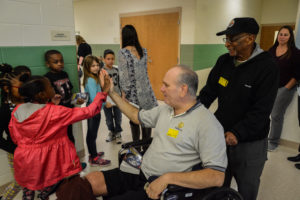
[199,17,279,200]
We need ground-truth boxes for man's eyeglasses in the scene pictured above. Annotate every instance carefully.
[222,34,249,44]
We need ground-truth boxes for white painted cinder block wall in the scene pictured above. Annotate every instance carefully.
[74,0,300,145]
[73,0,197,44]
[0,0,76,46]
[0,0,85,186]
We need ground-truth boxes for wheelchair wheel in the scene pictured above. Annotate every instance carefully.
[196,187,243,200]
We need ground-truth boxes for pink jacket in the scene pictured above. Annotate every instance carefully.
[9,92,107,190]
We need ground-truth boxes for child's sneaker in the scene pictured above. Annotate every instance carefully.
[88,152,105,162]
[115,132,122,144]
[90,156,111,166]
[106,132,116,142]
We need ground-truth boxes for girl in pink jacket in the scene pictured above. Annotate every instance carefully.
[9,72,110,200]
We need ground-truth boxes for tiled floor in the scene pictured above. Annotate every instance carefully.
[13,106,300,199]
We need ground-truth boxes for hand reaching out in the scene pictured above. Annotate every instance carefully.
[99,70,111,93]
[99,69,108,88]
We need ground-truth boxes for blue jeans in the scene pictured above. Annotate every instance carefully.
[86,113,101,158]
[103,106,122,133]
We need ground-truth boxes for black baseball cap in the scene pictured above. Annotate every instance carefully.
[216,17,259,36]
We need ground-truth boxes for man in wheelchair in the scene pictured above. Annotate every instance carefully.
[85,65,228,199]
[79,66,227,200]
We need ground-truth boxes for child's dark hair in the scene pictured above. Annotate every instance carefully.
[45,50,62,62]
[14,65,31,75]
[0,64,30,104]
[0,63,13,103]
[19,76,48,103]
[103,49,115,58]
[0,63,13,77]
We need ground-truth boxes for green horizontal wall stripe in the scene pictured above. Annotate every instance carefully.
[0,45,79,92]
[180,44,194,69]
[89,44,226,71]
[193,44,227,70]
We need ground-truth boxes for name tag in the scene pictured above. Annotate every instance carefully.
[167,128,179,138]
[218,77,228,87]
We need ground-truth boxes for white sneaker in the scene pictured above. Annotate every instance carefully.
[115,132,122,144]
[106,132,115,142]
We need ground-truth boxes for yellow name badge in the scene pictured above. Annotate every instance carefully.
[218,77,228,87]
[167,128,179,138]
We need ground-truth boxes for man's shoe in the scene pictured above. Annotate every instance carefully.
[115,132,122,144]
[106,132,116,142]
[287,154,300,162]
[295,163,300,169]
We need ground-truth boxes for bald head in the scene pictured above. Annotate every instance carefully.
[173,65,198,97]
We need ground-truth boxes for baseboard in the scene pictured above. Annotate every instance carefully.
[280,139,299,149]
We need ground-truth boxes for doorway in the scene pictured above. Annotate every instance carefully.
[120,8,181,100]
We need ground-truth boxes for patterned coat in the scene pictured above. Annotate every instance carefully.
[118,48,157,110]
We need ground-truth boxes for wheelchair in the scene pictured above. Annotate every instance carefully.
[119,138,243,200]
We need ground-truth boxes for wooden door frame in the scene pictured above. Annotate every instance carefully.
[119,7,182,63]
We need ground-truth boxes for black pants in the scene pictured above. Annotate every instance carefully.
[67,124,75,144]
[129,121,151,141]
[86,113,101,158]
[102,168,148,200]
[103,106,122,133]
[223,139,267,200]
[65,104,75,144]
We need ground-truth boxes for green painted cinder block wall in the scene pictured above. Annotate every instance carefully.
[0,45,79,92]
[0,44,226,93]
[89,44,227,70]
[180,44,227,70]
[192,44,227,70]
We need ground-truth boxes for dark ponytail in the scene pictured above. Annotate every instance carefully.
[19,76,46,103]
[121,25,143,58]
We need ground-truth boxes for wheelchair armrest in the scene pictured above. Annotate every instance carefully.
[121,137,153,149]
[162,186,243,200]
[166,184,190,192]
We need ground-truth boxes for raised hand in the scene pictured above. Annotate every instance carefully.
[102,74,111,93]
[99,69,108,88]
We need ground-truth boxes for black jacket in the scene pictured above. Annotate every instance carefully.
[0,103,17,154]
[199,50,279,143]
